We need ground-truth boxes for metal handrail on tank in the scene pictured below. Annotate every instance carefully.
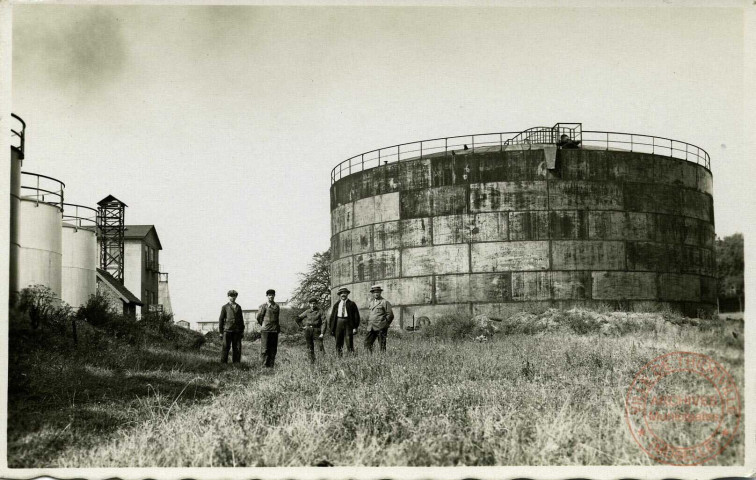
[20,171,65,210]
[11,113,26,158]
[62,203,98,230]
[330,123,710,183]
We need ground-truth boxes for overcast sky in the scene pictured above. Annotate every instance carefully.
[10,5,749,325]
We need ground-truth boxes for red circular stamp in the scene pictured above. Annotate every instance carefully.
[625,351,741,465]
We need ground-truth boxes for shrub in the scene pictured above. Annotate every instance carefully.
[421,315,477,340]
[15,285,72,335]
[76,292,114,327]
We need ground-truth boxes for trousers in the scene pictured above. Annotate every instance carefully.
[304,326,325,363]
[334,318,354,356]
[221,330,243,363]
[364,327,388,353]
[260,331,279,367]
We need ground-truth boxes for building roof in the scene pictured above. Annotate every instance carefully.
[96,268,144,305]
[124,225,162,250]
[97,194,128,207]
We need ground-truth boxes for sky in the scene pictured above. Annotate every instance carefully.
[9,4,751,326]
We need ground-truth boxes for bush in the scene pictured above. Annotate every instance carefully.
[76,292,114,327]
[421,315,477,340]
[15,285,72,335]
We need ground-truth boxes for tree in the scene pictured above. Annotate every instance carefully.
[291,249,331,309]
[715,233,744,311]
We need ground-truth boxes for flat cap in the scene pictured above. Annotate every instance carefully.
[337,287,350,295]
[369,285,383,292]
[266,289,276,295]
[227,290,238,297]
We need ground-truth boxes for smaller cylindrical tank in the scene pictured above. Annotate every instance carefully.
[9,114,26,295]
[17,172,65,297]
[61,203,98,308]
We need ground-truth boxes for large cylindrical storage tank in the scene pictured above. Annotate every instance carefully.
[17,172,65,297]
[61,204,98,308]
[330,125,716,327]
[9,114,26,295]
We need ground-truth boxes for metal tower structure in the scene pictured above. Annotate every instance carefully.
[97,195,127,283]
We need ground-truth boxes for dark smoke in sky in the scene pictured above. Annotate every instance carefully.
[13,6,127,96]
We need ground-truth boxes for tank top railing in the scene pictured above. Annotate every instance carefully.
[11,113,26,158]
[331,124,710,184]
[62,203,98,230]
[20,172,65,210]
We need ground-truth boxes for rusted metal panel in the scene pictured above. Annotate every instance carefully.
[552,240,625,270]
[509,211,549,240]
[627,241,682,272]
[400,188,432,219]
[432,185,468,216]
[471,241,550,272]
[551,271,591,299]
[697,168,713,195]
[683,217,715,248]
[372,163,401,196]
[588,211,652,241]
[654,157,696,189]
[624,183,682,216]
[549,181,623,210]
[433,214,472,245]
[681,189,713,222]
[336,229,353,258]
[591,271,657,300]
[384,276,433,305]
[651,213,685,244]
[330,235,340,260]
[350,225,373,255]
[402,244,470,276]
[373,221,400,251]
[435,274,471,304]
[617,153,658,183]
[354,249,400,282]
[331,203,353,236]
[331,256,354,286]
[469,272,512,302]
[471,212,509,243]
[470,181,548,212]
[556,150,589,180]
[399,218,431,247]
[353,192,400,227]
[498,150,547,181]
[585,150,623,181]
[549,210,588,239]
[659,273,701,302]
[681,245,715,276]
[399,159,431,190]
[699,276,717,303]
[512,271,551,300]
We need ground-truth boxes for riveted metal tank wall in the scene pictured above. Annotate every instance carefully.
[17,173,64,296]
[61,205,98,308]
[330,145,716,326]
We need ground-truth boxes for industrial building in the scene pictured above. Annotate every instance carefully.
[9,114,174,319]
[330,123,716,327]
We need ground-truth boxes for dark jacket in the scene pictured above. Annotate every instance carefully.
[297,307,327,335]
[256,302,281,333]
[329,299,360,335]
[219,302,244,333]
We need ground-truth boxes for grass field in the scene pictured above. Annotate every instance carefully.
[7,309,745,468]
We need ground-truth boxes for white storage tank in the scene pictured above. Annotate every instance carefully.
[17,172,65,297]
[61,203,98,308]
[9,114,25,295]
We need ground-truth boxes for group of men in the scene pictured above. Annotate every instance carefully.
[218,285,394,366]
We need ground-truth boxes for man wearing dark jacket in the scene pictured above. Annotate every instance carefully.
[329,287,360,356]
[219,289,245,363]
[256,289,280,367]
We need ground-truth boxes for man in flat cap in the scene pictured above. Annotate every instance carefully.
[296,297,327,363]
[364,285,394,353]
[256,289,280,368]
[219,289,245,364]
[329,287,360,357]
